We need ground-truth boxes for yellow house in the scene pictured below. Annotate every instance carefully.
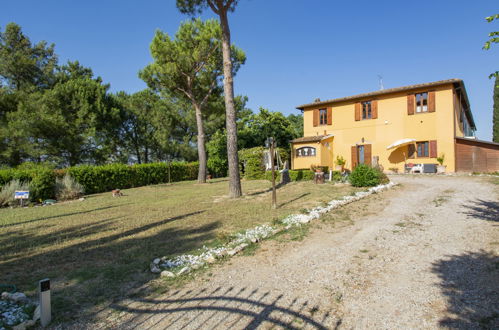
[291,79,499,173]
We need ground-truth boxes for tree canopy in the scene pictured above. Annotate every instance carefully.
[140,18,245,182]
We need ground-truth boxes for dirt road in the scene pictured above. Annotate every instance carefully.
[99,175,498,329]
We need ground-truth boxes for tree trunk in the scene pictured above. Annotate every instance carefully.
[194,103,207,183]
[219,9,242,198]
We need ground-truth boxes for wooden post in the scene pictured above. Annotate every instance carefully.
[270,138,277,209]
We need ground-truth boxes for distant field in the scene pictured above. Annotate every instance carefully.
[0,178,360,324]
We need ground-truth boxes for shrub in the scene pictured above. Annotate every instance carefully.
[331,170,342,181]
[289,169,315,181]
[0,168,55,201]
[239,147,265,180]
[207,156,228,178]
[29,168,56,201]
[0,179,30,207]
[349,164,388,187]
[264,170,281,182]
[55,174,85,201]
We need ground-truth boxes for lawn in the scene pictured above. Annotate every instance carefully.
[0,178,361,324]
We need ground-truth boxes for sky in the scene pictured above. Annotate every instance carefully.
[1,0,498,140]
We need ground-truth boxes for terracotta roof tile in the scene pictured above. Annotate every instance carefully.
[290,135,325,143]
[296,79,463,109]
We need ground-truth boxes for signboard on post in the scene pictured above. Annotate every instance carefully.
[14,191,30,199]
[14,191,29,206]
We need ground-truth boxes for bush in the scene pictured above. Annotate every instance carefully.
[349,164,387,187]
[289,169,315,181]
[0,179,30,207]
[331,170,342,181]
[55,174,85,201]
[239,147,265,180]
[264,170,281,182]
[0,168,55,201]
[207,156,227,178]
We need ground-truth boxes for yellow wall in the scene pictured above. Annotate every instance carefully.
[291,138,335,170]
[293,84,459,172]
[292,141,322,169]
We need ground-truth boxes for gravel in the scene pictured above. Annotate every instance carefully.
[89,176,499,329]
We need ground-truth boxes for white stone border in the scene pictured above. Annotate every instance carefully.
[151,182,395,278]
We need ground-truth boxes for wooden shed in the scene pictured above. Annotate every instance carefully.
[455,137,499,173]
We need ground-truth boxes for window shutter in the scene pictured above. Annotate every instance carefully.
[408,144,415,159]
[313,109,319,127]
[428,91,436,112]
[354,103,361,121]
[351,146,358,169]
[407,95,415,115]
[364,144,372,166]
[429,140,437,158]
[327,107,332,125]
[372,100,378,119]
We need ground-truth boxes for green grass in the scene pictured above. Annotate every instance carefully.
[0,178,360,324]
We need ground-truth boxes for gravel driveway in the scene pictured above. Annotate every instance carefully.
[98,175,498,329]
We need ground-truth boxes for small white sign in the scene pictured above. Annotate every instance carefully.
[14,191,30,199]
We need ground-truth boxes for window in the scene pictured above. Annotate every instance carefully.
[296,147,316,157]
[416,92,428,113]
[357,145,365,164]
[416,141,429,157]
[319,109,327,125]
[362,101,372,120]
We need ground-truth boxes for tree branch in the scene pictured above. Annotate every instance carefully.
[207,0,219,15]
[200,79,218,107]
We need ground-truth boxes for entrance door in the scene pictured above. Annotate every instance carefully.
[351,144,372,169]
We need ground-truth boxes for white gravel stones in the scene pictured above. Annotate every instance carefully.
[160,271,175,278]
[151,182,395,276]
[177,267,190,275]
[0,291,38,329]
[150,263,161,273]
[282,182,395,228]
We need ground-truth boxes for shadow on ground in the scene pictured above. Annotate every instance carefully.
[0,209,219,324]
[462,199,499,222]
[109,285,338,329]
[431,250,499,329]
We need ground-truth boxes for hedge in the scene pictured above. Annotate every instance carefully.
[0,162,198,200]
[67,162,199,194]
[264,169,342,182]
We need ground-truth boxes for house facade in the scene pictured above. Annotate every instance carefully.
[291,79,499,173]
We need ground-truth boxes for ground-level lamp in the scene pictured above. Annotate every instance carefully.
[265,137,277,209]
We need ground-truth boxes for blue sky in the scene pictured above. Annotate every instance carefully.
[1,0,498,140]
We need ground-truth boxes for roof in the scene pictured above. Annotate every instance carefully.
[455,137,499,148]
[290,135,325,143]
[296,78,476,130]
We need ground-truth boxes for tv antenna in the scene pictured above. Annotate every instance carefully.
[377,75,384,90]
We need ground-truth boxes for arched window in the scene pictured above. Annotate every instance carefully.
[296,147,316,157]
